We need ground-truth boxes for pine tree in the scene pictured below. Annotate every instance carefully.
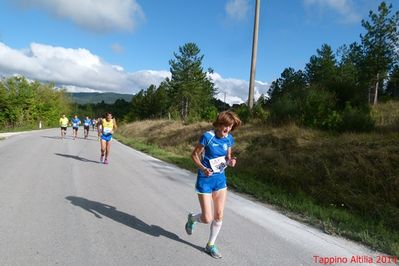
[361,1,399,104]
[305,44,338,88]
[168,43,216,121]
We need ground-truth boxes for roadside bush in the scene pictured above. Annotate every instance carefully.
[201,106,218,121]
[302,88,337,129]
[234,104,251,123]
[268,95,301,124]
[252,104,269,121]
[338,103,374,132]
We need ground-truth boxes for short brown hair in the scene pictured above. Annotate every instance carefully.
[212,111,241,131]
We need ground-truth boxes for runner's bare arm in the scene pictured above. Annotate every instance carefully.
[227,147,236,167]
[191,144,212,176]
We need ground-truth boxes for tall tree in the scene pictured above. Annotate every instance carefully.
[336,42,369,108]
[168,43,216,120]
[305,44,338,89]
[267,67,306,103]
[361,1,399,104]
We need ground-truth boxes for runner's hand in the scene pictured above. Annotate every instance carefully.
[227,157,237,167]
[203,168,213,177]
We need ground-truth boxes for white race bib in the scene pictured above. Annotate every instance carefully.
[209,156,227,173]
[103,128,112,134]
[73,123,77,127]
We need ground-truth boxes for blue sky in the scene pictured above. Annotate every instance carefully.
[0,0,396,104]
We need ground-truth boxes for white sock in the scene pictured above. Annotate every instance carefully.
[192,213,202,223]
[208,220,223,246]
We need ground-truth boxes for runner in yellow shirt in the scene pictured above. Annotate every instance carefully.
[59,114,69,139]
[100,112,117,164]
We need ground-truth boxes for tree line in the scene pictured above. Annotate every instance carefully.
[0,76,70,130]
[1,2,397,132]
[122,1,398,132]
[264,1,399,131]
[124,42,222,122]
[71,98,131,121]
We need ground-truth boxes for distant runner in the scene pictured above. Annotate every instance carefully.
[91,118,97,130]
[100,113,117,164]
[96,117,103,141]
[59,114,69,139]
[83,116,91,139]
[185,111,241,259]
[71,115,81,140]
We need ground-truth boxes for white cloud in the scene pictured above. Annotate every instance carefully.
[225,0,249,21]
[0,42,168,94]
[0,42,269,105]
[15,0,144,32]
[303,0,360,23]
[61,85,102,93]
[210,73,269,105]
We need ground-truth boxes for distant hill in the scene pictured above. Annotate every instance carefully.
[67,92,133,104]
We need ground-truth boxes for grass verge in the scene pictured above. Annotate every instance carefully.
[115,133,195,171]
[0,125,43,133]
[115,120,399,257]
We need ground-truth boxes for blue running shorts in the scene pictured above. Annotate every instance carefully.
[101,134,113,142]
[195,174,227,194]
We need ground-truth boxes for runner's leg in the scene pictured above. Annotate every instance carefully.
[105,140,111,160]
[198,194,214,224]
[100,139,106,162]
[209,189,227,245]
[204,189,226,258]
[185,193,212,236]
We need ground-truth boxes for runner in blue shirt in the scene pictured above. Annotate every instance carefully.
[83,116,91,139]
[185,111,241,259]
[71,115,81,140]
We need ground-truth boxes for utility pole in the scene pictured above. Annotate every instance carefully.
[248,0,260,111]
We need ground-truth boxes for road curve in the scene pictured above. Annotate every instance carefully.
[0,128,382,266]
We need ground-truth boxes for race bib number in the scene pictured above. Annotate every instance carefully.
[84,122,89,126]
[103,128,112,134]
[209,156,227,173]
[73,123,77,127]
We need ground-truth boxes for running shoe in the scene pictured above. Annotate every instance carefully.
[185,212,196,235]
[100,155,104,163]
[205,244,222,259]
[103,159,109,164]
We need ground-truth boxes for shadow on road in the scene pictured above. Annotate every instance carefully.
[55,153,100,164]
[42,135,98,141]
[41,135,64,140]
[65,196,203,252]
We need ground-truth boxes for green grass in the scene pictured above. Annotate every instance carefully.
[0,125,43,133]
[227,173,398,256]
[115,133,195,171]
[115,120,399,256]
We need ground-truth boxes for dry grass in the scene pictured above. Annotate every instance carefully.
[372,101,399,130]
[116,119,399,256]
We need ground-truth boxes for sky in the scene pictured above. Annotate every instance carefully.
[0,0,397,104]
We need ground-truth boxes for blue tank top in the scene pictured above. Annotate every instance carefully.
[198,130,234,178]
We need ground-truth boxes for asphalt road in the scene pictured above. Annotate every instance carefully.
[0,128,383,266]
